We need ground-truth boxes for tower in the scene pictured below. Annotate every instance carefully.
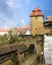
[30,7,44,36]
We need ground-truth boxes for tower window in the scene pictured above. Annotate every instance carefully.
[36,28,38,31]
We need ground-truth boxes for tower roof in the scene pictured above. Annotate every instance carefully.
[44,16,52,26]
[30,7,43,17]
[46,16,52,22]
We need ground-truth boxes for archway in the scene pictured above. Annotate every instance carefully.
[28,44,36,53]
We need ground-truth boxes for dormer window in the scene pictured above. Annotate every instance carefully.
[36,28,38,31]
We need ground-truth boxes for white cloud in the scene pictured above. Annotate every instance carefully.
[6,0,17,9]
[25,0,30,5]
[0,10,15,28]
[20,19,26,26]
[6,0,30,9]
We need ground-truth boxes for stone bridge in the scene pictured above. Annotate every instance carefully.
[0,35,44,65]
[0,44,28,65]
[0,43,36,65]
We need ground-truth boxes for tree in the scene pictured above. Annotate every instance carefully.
[8,29,18,44]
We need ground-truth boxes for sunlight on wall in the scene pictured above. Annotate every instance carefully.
[44,35,52,64]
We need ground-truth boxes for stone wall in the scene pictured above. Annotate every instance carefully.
[44,23,52,35]
[30,17,44,35]
[19,35,44,55]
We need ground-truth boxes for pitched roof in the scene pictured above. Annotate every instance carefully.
[18,26,30,35]
[30,7,43,17]
[44,16,52,26]
[0,29,9,32]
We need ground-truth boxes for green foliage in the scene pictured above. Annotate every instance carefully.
[0,29,18,45]
[0,34,9,45]
[8,34,18,44]
[8,29,18,44]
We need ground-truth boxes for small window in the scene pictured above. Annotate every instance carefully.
[36,28,38,31]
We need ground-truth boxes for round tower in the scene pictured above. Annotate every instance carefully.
[30,7,44,36]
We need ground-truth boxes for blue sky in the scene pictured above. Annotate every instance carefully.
[0,0,52,28]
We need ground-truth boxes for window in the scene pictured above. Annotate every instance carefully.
[36,28,38,31]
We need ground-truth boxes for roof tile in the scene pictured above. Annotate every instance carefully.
[30,7,43,17]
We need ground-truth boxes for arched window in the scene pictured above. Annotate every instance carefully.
[36,28,38,31]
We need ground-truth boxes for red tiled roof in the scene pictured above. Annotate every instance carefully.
[18,26,30,35]
[38,11,43,15]
[18,27,26,35]
[30,7,43,17]
[12,27,18,31]
[0,29,9,32]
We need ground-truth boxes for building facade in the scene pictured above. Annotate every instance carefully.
[18,7,44,65]
[44,16,52,35]
[30,7,44,36]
